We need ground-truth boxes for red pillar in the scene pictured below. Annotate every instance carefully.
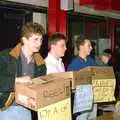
[48,0,67,36]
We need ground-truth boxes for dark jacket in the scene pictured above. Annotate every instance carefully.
[0,43,46,110]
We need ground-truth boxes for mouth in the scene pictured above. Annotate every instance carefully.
[36,47,40,50]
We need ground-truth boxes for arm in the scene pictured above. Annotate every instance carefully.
[0,56,16,92]
[35,64,46,77]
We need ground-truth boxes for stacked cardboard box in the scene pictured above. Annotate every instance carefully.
[39,66,116,103]
[39,70,91,89]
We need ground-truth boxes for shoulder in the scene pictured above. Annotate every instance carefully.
[45,55,49,63]
[45,55,55,66]
[34,53,45,66]
[45,59,56,69]
[70,57,80,63]
[0,48,13,61]
[0,48,10,56]
[45,59,58,74]
[87,56,97,65]
[88,56,95,61]
[67,57,81,71]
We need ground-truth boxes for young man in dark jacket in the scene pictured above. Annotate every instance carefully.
[0,22,46,120]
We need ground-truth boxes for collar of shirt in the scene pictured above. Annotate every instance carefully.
[47,53,63,65]
[78,56,88,63]
[20,52,34,64]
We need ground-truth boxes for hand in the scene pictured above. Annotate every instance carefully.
[15,76,33,84]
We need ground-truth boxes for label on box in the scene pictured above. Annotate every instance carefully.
[37,98,71,120]
[73,84,93,113]
[92,78,116,102]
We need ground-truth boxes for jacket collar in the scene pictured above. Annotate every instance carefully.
[9,43,45,66]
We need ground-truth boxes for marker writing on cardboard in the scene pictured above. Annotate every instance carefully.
[92,79,115,102]
[43,85,70,99]
[39,102,69,119]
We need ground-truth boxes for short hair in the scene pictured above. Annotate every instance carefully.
[48,33,67,47]
[75,35,91,50]
[104,48,112,55]
[21,22,44,39]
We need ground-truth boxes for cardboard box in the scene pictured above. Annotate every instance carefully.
[79,67,116,102]
[82,67,116,102]
[40,66,115,89]
[15,78,71,111]
[39,66,116,102]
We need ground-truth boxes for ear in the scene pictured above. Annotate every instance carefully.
[50,44,56,49]
[22,37,28,44]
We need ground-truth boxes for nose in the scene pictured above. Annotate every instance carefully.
[90,46,93,50]
[64,46,67,51]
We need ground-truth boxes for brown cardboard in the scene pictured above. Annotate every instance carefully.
[76,67,116,102]
[38,66,116,102]
[80,66,115,76]
[40,71,91,89]
[39,67,115,89]
[15,78,71,111]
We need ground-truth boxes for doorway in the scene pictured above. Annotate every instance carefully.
[0,7,32,50]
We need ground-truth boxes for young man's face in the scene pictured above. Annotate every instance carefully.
[52,39,67,58]
[79,39,92,57]
[23,34,43,53]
